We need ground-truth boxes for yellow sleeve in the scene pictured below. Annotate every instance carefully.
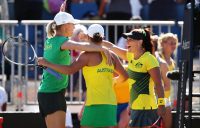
[146,54,159,70]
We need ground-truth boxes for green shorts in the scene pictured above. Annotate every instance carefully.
[80,104,117,127]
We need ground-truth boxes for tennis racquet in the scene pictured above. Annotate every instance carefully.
[1,35,62,79]
[150,116,163,128]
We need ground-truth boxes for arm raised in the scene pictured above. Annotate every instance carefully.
[61,40,106,52]
[112,52,129,83]
[61,40,113,65]
[102,40,128,61]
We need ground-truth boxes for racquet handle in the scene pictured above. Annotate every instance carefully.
[45,67,62,80]
[37,65,62,79]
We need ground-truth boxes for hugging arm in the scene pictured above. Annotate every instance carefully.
[61,40,113,65]
[37,53,88,75]
[61,40,108,52]
[112,52,129,83]
[102,40,128,61]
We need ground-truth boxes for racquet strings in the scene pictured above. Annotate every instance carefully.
[2,37,36,66]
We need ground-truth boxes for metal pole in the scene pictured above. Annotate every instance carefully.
[1,25,5,88]
[34,25,38,103]
[24,25,29,104]
[17,33,23,111]
[10,26,15,104]
[188,0,195,127]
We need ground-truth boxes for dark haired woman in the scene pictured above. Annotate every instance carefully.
[38,24,128,128]
[102,28,166,128]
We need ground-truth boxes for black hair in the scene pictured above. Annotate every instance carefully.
[90,33,103,43]
[142,29,153,54]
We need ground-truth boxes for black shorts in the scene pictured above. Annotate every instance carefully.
[129,109,158,127]
[37,89,67,117]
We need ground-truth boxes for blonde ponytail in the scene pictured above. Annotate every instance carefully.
[46,21,56,38]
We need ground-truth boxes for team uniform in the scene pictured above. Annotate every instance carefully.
[80,53,117,127]
[157,53,175,107]
[127,51,159,127]
[114,73,130,122]
[38,36,70,117]
[158,53,175,74]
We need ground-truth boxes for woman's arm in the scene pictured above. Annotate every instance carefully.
[148,67,165,116]
[102,40,128,61]
[61,40,107,52]
[149,67,164,99]
[37,53,89,75]
[112,52,129,83]
[61,40,113,65]
[60,0,67,12]
[98,0,108,17]
[160,62,171,98]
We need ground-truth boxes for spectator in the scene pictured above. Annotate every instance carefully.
[0,0,9,20]
[149,0,178,20]
[42,0,71,20]
[151,34,159,52]
[70,0,98,19]
[14,0,43,20]
[106,0,132,43]
[130,0,142,17]
[156,32,178,128]
[139,0,149,20]
[0,86,8,111]
[97,0,109,19]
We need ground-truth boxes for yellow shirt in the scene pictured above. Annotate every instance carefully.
[160,53,175,71]
[82,52,116,106]
[159,53,176,98]
[127,52,159,110]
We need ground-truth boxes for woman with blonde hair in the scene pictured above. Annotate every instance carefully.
[156,32,178,128]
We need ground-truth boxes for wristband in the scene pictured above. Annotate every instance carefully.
[157,98,165,106]
[164,90,170,98]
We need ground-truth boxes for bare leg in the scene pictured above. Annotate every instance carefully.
[45,110,66,128]
[118,108,129,128]
[162,106,172,128]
